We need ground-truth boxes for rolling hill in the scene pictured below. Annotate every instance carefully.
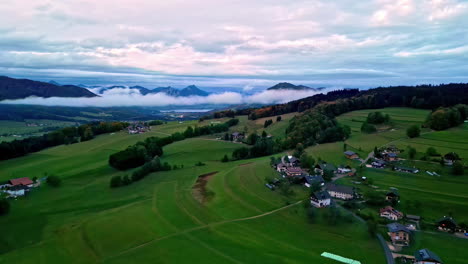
[0,76,97,100]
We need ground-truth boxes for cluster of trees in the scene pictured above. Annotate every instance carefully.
[0,121,127,161]
[425,104,467,130]
[109,119,239,170]
[366,112,390,124]
[361,122,377,133]
[263,119,273,128]
[206,84,468,122]
[46,175,62,187]
[148,120,165,126]
[232,134,283,160]
[285,110,351,148]
[110,156,173,188]
[406,125,421,138]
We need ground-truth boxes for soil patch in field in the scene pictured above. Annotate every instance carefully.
[193,171,218,204]
[238,162,253,167]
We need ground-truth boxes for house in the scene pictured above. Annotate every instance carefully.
[386,189,400,202]
[414,249,443,264]
[310,191,331,208]
[4,185,30,197]
[443,152,459,166]
[395,166,419,174]
[231,132,244,142]
[337,165,353,175]
[9,177,34,187]
[304,175,325,187]
[284,156,300,167]
[387,223,411,246]
[371,159,386,168]
[0,181,11,189]
[284,167,305,177]
[380,206,404,221]
[315,163,337,175]
[437,217,457,232]
[344,151,359,160]
[406,215,421,222]
[383,152,398,162]
[325,183,354,200]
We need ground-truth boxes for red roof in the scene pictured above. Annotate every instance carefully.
[9,177,33,186]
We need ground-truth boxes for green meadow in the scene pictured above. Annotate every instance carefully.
[0,107,466,263]
[0,117,384,264]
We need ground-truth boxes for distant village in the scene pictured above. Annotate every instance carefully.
[263,145,466,264]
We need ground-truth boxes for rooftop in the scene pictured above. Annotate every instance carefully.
[415,249,442,263]
[325,183,354,195]
[387,223,411,233]
[9,177,33,186]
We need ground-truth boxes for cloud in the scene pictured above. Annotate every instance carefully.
[0,89,321,107]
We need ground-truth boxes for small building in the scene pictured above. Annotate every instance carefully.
[315,163,337,175]
[344,151,359,160]
[284,156,300,167]
[310,191,331,208]
[4,185,30,197]
[9,177,34,187]
[380,206,404,221]
[337,165,352,175]
[325,183,354,200]
[386,189,400,202]
[231,132,244,141]
[304,175,325,187]
[384,152,398,162]
[371,159,386,168]
[437,217,457,232]
[387,223,411,246]
[414,249,443,264]
[395,166,419,174]
[406,215,421,222]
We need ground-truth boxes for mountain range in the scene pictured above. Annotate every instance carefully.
[0,76,97,101]
[96,84,209,97]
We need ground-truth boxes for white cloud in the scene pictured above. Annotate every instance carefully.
[0,89,320,107]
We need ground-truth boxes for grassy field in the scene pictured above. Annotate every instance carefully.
[0,116,384,263]
[0,119,77,142]
[0,107,466,263]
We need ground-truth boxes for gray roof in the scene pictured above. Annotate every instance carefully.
[415,249,442,263]
[325,183,354,195]
[344,151,356,156]
[312,191,331,200]
[387,153,398,157]
[305,175,324,184]
[387,223,411,233]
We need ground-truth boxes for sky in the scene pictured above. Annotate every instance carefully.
[1,0,468,91]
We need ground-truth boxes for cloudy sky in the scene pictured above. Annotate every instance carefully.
[1,0,467,89]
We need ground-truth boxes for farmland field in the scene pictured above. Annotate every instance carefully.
[0,107,466,263]
[0,119,77,142]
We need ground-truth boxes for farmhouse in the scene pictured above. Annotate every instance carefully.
[387,223,411,246]
[383,152,398,162]
[310,191,331,208]
[395,166,419,174]
[414,249,443,264]
[437,217,457,232]
[337,165,353,175]
[304,175,325,187]
[344,151,359,160]
[380,206,404,221]
[284,167,306,177]
[4,185,30,197]
[9,177,34,187]
[127,123,150,134]
[325,183,354,200]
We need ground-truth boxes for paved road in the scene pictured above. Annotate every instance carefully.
[377,234,395,264]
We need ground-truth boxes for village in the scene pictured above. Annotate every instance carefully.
[264,146,467,264]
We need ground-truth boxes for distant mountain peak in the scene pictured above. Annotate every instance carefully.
[267,82,318,91]
[0,76,97,101]
[48,80,61,86]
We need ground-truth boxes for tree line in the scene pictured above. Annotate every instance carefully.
[108,119,239,170]
[0,121,128,161]
[204,84,468,122]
